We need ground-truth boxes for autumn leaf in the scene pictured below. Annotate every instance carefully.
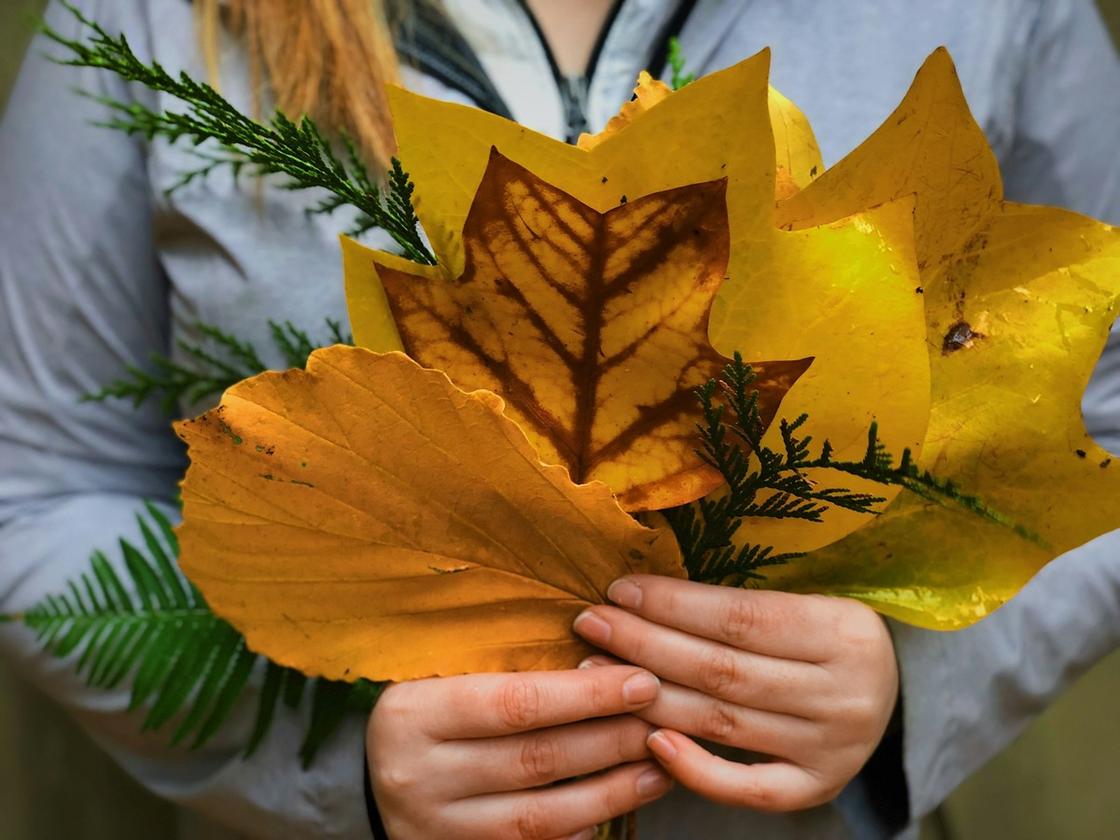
[176,348,685,682]
[365,149,809,510]
[761,49,1120,629]
[776,48,1001,272]
[576,71,671,151]
[576,69,822,200]
[346,51,932,541]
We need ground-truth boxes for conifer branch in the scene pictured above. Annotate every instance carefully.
[667,37,696,90]
[84,318,350,412]
[45,3,435,262]
[667,354,1039,586]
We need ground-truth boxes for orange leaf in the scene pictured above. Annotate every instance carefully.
[176,348,685,682]
[371,149,811,510]
[576,71,672,151]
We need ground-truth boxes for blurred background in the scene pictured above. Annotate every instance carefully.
[2,1,1119,837]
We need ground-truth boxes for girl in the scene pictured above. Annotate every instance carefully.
[2,1,1117,838]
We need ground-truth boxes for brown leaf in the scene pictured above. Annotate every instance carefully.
[372,149,810,510]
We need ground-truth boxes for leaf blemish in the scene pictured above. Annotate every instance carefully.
[218,420,243,445]
[941,321,984,355]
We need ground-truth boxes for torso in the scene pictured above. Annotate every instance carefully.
[138,6,1053,831]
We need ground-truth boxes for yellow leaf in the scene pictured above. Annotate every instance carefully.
[381,51,776,280]
[768,86,823,200]
[769,208,1120,628]
[775,48,1001,271]
[575,71,822,201]
[346,52,931,533]
[711,198,930,553]
[176,348,685,682]
[760,49,1120,628]
[368,149,810,511]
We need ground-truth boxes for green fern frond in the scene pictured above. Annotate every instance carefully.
[9,503,381,766]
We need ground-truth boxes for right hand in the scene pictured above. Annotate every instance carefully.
[366,665,673,840]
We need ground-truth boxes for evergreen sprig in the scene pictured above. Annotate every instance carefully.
[8,503,382,766]
[45,2,435,263]
[85,318,350,413]
[666,354,1038,586]
[667,37,696,90]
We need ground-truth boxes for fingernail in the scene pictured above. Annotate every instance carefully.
[572,610,611,644]
[647,730,678,761]
[636,767,672,797]
[607,578,642,609]
[622,671,660,704]
[578,656,608,669]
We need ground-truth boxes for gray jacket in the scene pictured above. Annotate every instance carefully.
[1,1,1118,837]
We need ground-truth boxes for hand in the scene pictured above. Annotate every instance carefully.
[366,666,673,839]
[572,576,899,812]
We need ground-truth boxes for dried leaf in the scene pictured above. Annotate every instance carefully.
[575,71,822,200]
[711,197,930,553]
[761,50,1120,628]
[378,52,778,280]
[347,51,931,534]
[768,86,823,200]
[363,150,809,510]
[576,71,671,151]
[176,348,685,681]
[776,48,1001,271]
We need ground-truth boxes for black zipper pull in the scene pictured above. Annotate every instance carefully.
[561,75,591,143]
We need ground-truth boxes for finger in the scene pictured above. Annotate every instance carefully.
[435,715,654,795]
[406,666,660,739]
[449,761,672,839]
[578,654,625,668]
[602,576,849,661]
[646,729,831,811]
[574,605,823,713]
[633,680,814,760]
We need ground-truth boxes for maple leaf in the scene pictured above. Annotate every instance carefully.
[345,52,932,547]
[176,348,685,682]
[759,49,1120,629]
[366,149,810,511]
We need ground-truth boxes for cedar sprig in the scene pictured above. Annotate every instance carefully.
[45,3,435,262]
[85,318,349,413]
[666,353,1038,585]
[667,37,696,90]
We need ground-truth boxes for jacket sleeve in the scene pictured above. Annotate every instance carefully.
[893,0,1120,823]
[0,3,369,836]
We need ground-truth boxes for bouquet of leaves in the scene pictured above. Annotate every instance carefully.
[7,9,1119,823]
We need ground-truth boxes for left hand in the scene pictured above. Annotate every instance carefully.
[572,575,899,812]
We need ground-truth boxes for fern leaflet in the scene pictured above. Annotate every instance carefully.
[10,503,382,766]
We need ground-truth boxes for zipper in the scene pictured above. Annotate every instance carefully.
[515,0,624,143]
[561,75,592,140]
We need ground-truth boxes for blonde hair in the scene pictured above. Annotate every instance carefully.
[195,0,402,169]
